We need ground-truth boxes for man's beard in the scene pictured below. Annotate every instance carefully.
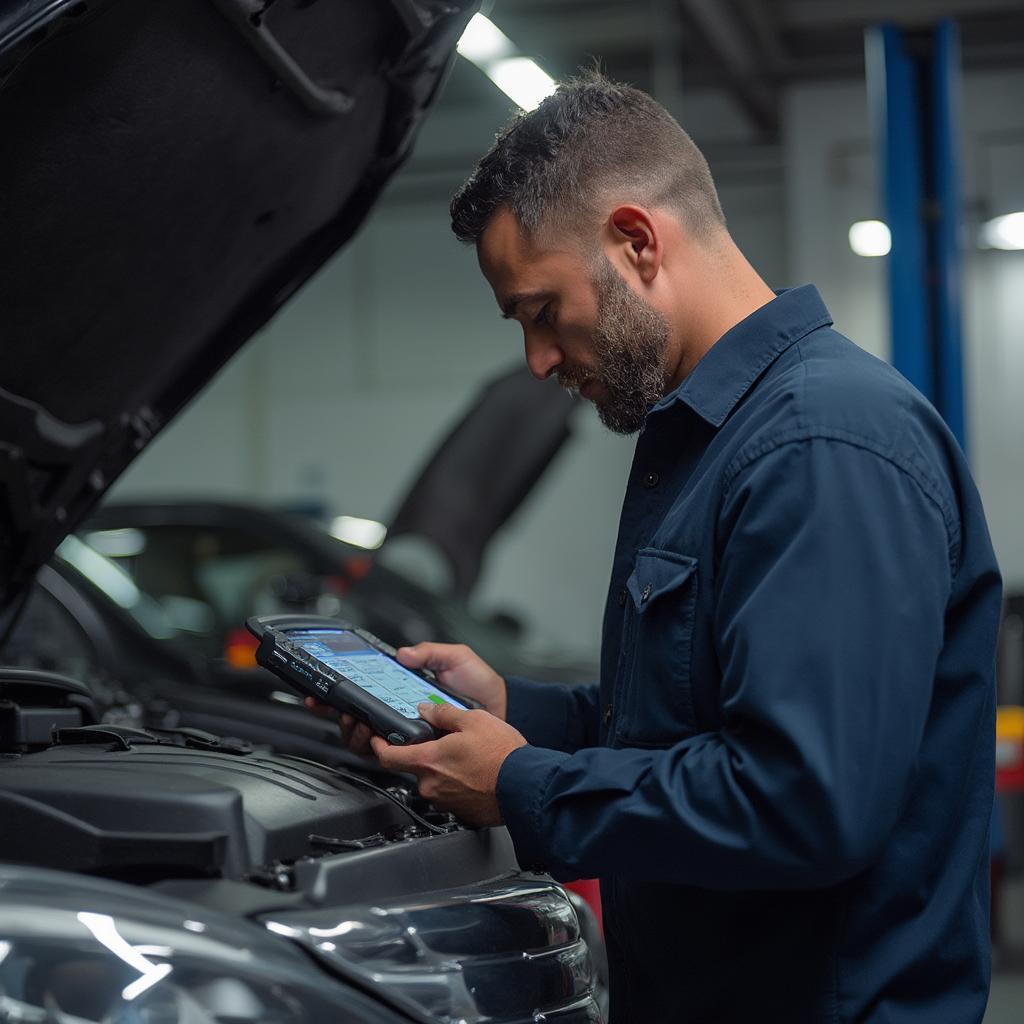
[558,256,672,435]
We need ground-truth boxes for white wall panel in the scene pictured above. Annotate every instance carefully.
[783,80,889,360]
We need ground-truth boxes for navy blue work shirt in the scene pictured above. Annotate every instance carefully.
[496,286,1002,1023]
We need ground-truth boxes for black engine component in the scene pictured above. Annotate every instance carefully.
[0,737,409,879]
[0,668,99,752]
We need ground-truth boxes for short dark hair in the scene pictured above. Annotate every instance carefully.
[450,71,726,246]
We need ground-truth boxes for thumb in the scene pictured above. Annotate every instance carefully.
[396,644,431,669]
[418,699,468,732]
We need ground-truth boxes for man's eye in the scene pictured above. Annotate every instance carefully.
[533,304,553,326]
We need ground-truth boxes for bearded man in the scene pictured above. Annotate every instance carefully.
[323,73,1002,1023]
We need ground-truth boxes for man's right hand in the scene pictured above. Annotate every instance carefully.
[304,642,507,756]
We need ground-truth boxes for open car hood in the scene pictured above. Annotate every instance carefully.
[0,0,477,612]
[387,365,578,595]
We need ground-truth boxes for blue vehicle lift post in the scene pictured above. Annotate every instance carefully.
[865,19,966,450]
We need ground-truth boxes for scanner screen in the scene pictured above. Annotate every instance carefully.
[287,628,469,720]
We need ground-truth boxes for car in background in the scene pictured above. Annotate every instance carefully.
[0,2,605,1022]
[62,362,595,696]
[77,498,597,681]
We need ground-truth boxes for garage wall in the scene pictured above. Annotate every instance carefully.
[784,69,1024,591]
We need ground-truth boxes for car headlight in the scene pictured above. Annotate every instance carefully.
[0,866,399,1024]
[262,880,603,1024]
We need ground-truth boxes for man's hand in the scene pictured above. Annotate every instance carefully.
[305,642,508,756]
[370,700,527,827]
[395,643,508,719]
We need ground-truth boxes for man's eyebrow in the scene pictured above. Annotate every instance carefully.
[500,291,549,319]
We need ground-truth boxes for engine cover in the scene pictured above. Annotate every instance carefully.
[0,737,408,879]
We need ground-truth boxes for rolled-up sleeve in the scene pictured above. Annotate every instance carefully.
[496,438,953,888]
[505,676,600,753]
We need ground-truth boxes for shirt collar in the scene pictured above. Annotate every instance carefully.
[653,285,833,428]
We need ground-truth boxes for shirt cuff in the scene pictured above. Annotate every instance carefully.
[496,743,571,873]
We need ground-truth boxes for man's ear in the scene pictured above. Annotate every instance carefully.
[608,205,662,284]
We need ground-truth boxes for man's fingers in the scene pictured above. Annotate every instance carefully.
[396,642,468,673]
[303,697,336,719]
[340,713,358,746]
[417,699,469,732]
[371,734,436,772]
[350,722,373,754]
[395,645,429,668]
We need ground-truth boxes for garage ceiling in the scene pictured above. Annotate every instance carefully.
[439,0,1024,140]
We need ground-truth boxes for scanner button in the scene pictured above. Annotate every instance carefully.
[386,732,406,745]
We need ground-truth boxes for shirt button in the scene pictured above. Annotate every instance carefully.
[603,704,613,726]
[641,583,652,603]
[618,588,628,606]
[643,471,660,488]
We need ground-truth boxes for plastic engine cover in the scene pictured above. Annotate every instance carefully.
[0,741,408,878]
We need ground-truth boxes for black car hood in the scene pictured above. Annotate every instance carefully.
[387,366,578,595]
[0,0,476,612]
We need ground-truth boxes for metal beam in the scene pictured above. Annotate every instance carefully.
[678,0,779,138]
[494,5,666,57]
[783,0,1024,31]
[733,0,789,74]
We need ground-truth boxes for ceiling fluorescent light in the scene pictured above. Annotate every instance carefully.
[457,13,514,64]
[457,14,556,113]
[487,57,557,112]
[848,220,891,258]
[981,211,1024,250]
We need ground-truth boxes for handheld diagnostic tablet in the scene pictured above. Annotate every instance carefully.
[246,615,476,745]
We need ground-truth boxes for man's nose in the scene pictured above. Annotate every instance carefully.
[524,333,564,381]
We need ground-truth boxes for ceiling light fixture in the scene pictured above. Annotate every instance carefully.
[981,211,1024,250]
[456,12,514,64]
[487,56,557,112]
[849,220,892,258]
[456,14,556,112]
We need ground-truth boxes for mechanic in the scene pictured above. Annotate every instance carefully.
[322,74,1003,1022]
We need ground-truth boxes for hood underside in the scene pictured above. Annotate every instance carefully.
[388,366,578,595]
[0,0,476,611]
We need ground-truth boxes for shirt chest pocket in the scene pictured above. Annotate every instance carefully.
[615,548,699,747]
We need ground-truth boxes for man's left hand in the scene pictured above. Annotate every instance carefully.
[370,702,527,827]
